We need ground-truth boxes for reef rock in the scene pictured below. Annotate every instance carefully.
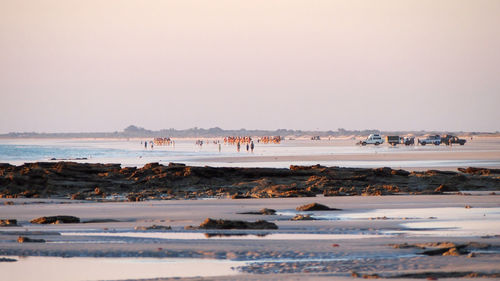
[296,203,341,211]
[198,218,278,230]
[30,215,80,224]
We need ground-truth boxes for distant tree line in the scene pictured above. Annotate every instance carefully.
[0,125,496,139]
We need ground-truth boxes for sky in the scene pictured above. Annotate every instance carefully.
[1,0,499,133]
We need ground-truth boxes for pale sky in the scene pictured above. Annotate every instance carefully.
[1,0,499,133]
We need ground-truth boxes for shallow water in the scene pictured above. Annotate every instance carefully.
[0,256,241,281]
[61,231,388,240]
[301,207,500,237]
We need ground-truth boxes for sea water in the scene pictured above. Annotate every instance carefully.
[0,138,499,168]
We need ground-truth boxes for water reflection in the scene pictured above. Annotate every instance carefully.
[204,233,269,238]
[62,231,387,240]
[1,256,241,281]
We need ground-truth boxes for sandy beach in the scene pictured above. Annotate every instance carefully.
[1,137,500,280]
[1,195,500,280]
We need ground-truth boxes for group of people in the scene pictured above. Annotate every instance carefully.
[153,137,174,146]
[257,136,282,144]
[141,140,154,149]
[224,136,253,145]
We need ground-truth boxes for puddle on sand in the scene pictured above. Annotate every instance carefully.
[315,207,500,237]
[61,231,388,240]
[352,207,500,237]
[0,256,241,281]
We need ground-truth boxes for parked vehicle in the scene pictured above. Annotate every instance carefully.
[402,136,415,146]
[360,134,384,146]
[441,135,466,145]
[418,135,441,146]
[386,136,401,146]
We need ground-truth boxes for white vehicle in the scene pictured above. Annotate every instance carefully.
[418,135,441,146]
[360,134,384,146]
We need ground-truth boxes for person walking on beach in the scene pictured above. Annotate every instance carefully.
[246,143,249,152]
[218,143,221,152]
[237,142,241,152]
[144,141,147,149]
[250,141,254,152]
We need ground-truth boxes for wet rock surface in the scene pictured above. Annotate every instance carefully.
[296,203,341,211]
[291,214,315,221]
[17,236,46,243]
[198,218,278,230]
[390,241,493,257]
[134,225,172,231]
[0,219,18,227]
[30,216,80,224]
[238,208,277,215]
[0,162,499,200]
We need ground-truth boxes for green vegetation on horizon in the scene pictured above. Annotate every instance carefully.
[1,125,497,138]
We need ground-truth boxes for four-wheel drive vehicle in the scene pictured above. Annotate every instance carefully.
[386,136,401,146]
[360,134,384,145]
[441,135,466,145]
[418,135,441,146]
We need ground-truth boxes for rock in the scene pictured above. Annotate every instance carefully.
[422,244,466,256]
[465,205,472,209]
[127,194,143,202]
[291,214,315,221]
[198,218,278,229]
[0,219,18,227]
[467,252,476,258]
[134,225,172,231]
[434,184,459,193]
[1,162,498,200]
[458,167,500,175]
[363,184,400,196]
[17,236,45,243]
[442,247,461,256]
[231,193,251,199]
[296,203,341,211]
[362,273,381,279]
[289,164,325,171]
[259,208,277,215]
[391,243,419,249]
[94,187,103,196]
[30,216,80,224]
[71,193,86,200]
[239,208,276,215]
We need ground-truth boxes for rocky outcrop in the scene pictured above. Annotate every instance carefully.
[30,216,80,224]
[0,162,498,200]
[198,218,278,229]
[0,219,17,227]
[458,167,500,175]
[434,184,459,193]
[17,236,45,243]
[291,214,315,221]
[238,208,277,215]
[296,203,341,211]
[134,225,172,231]
[391,241,491,257]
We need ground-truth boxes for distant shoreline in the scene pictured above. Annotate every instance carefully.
[1,125,499,139]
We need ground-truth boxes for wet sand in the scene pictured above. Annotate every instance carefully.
[1,195,500,280]
[187,136,500,170]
